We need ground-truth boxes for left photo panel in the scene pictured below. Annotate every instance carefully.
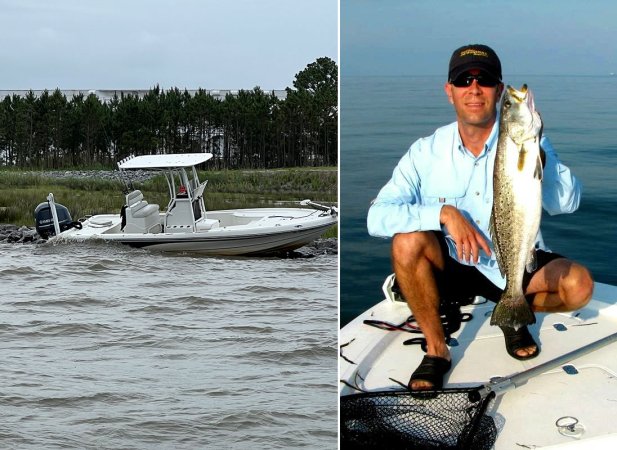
[0,0,339,448]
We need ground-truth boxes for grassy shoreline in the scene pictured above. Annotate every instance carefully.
[0,168,338,238]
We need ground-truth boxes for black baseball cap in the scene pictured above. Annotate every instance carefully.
[448,44,502,82]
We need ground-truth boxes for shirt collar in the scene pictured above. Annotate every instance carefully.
[456,119,499,157]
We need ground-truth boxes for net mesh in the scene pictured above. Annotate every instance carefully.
[341,388,497,450]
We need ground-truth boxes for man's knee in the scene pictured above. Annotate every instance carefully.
[392,231,441,267]
[563,264,594,309]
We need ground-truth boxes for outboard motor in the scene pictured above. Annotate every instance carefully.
[34,200,80,239]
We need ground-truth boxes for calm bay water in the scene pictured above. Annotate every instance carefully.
[341,75,617,325]
[1,242,337,448]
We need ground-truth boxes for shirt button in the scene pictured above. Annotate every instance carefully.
[475,191,480,196]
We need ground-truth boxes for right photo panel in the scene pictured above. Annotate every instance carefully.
[339,1,617,448]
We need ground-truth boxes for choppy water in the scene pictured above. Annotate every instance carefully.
[341,75,617,325]
[1,241,337,448]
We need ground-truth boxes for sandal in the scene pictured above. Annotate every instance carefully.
[500,325,540,360]
[408,355,452,390]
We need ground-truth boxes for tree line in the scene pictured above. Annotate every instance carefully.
[0,57,337,170]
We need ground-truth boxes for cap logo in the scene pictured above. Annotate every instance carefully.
[460,49,489,58]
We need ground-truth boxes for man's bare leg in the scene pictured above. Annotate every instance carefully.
[527,258,593,311]
[513,259,594,358]
[391,231,449,390]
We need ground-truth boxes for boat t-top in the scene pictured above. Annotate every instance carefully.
[34,153,337,255]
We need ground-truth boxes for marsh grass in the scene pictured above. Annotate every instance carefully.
[0,168,338,238]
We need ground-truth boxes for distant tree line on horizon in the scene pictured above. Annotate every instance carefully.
[0,57,337,170]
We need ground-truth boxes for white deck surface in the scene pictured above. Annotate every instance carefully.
[340,282,617,449]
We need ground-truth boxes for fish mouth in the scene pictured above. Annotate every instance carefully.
[506,84,536,112]
[507,84,527,101]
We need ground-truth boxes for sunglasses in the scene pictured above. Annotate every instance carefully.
[450,73,500,88]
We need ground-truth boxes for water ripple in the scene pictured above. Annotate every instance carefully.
[0,243,337,449]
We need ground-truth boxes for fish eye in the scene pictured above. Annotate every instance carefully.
[504,100,512,108]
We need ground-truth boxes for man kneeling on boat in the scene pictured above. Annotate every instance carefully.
[367,44,593,391]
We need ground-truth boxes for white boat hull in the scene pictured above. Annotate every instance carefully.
[51,207,336,255]
[340,282,617,448]
[36,154,337,256]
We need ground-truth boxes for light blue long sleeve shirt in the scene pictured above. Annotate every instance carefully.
[367,120,581,289]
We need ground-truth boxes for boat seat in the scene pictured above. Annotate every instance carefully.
[126,189,145,206]
[124,190,161,233]
[131,202,159,218]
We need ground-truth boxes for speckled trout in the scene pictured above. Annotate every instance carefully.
[490,85,543,329]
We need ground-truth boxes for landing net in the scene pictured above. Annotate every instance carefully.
[340,388,497,449]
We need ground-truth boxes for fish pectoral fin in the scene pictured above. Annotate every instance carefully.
[534,153,543,181]
[517,147,526,171]
[525,248,538,273]
[539,144,546,167]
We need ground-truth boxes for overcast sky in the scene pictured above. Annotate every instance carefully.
[342,0,617,78]
[0,0,338,90]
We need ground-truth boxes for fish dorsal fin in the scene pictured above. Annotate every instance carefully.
[535,150,544,181]
[526,248,538,273]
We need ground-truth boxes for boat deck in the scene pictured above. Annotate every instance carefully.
[340,282,617,448]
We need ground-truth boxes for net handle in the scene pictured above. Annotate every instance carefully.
[478,331,617,399]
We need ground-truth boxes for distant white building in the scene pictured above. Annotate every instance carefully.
[0,88,287,102]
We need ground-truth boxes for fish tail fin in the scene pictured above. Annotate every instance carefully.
[490,293,536,329]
